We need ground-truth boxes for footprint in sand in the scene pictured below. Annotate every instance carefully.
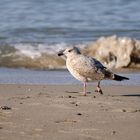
[8,96,31,101]
[55,119,78,124]
[0,126,3,129]
[0,106,12,110]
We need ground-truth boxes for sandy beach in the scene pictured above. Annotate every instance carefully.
[0,84,140,140]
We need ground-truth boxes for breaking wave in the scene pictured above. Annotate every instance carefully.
[0,42,87,69]
[0,35,140,70]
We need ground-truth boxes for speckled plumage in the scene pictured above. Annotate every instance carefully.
[58,47,129,95]
[67,54,109,82]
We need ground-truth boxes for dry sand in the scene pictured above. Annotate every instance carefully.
[0,84,140,140]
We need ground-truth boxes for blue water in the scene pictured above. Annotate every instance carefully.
[0,68,139,85]
[0,0,140,83]
[0,0,140,43]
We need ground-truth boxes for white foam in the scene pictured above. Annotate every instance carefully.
[13,42,87,57]
[14,44,41,59]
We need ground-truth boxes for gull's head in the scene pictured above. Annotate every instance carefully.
[58,47,81,57]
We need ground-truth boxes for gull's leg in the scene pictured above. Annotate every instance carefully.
[82,82,87,96]
[95,81,103,95]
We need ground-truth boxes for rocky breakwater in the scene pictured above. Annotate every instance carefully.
[83,35,140,69]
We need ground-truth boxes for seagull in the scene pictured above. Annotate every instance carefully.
[58,47,129,96]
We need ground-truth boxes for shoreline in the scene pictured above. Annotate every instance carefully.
[1,67,140,72]
[0,84,140,140]
[0,68,140,85]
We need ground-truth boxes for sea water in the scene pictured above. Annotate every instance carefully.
[1,0,140,44]
[0,0,140,84]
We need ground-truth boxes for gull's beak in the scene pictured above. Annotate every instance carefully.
[58,50,64,56]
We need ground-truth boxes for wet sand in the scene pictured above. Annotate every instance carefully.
[0,84,140,140]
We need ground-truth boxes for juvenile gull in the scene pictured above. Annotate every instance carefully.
[58,47,129,96]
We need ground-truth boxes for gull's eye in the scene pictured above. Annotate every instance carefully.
[68,49,72,52]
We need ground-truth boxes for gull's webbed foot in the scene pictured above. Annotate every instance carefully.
[95,86,103,95]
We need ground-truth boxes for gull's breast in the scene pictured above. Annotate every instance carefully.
[66,57,87,82]
[67,64,87,82]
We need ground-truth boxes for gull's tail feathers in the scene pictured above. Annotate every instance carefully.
[113,74,129,81]
[103,69,129,81]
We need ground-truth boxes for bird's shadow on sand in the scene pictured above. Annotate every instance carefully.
[65,91,140,97]
[65,91,91,94]
[121,94,140,97]
[111,93,140,97]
